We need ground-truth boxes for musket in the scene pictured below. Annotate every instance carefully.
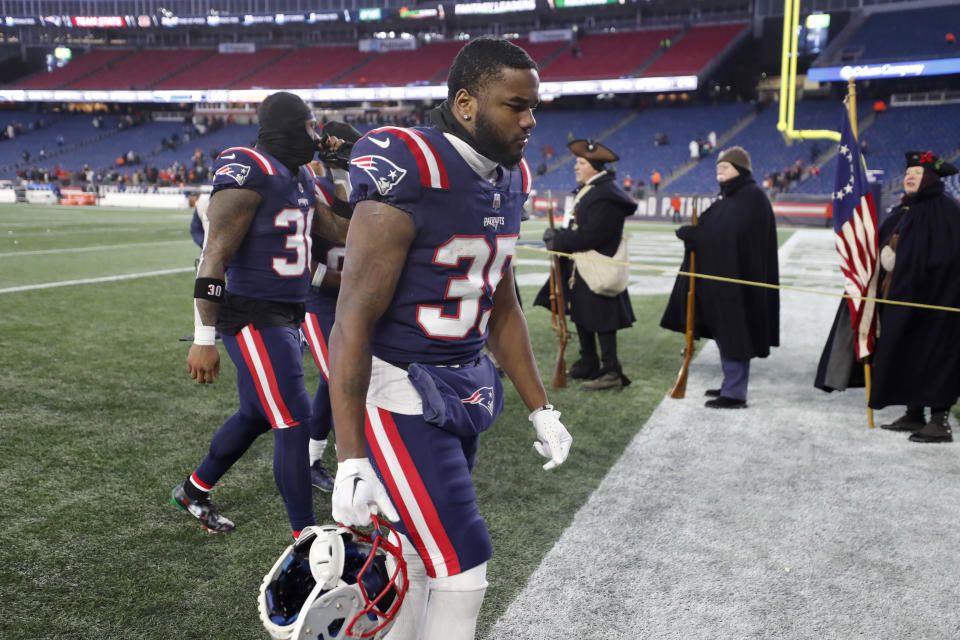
[546,191,568,389]
[669,202,698,399]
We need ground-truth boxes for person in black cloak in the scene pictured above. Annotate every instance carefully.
[660,146,780,408]
[534,138,637,391]
[868,151,960,442]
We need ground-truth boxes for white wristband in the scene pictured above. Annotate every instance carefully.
[311,263,328,288]
[194,325,216,346]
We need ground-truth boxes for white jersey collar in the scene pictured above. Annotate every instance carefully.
[443,132,501,183]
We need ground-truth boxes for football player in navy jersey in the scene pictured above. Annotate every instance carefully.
[328,37,573,639]
[300,121,360,492]
[170,92,349,539]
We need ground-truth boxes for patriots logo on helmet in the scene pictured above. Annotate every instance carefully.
[215,163,252,185]
[461,386,496,416]
[351,154,407,196]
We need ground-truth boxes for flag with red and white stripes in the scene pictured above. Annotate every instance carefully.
[831,107,879,359]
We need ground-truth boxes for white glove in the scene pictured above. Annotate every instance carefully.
[530,405,572,470]
[332,457,399,527]
[880,245,895,272]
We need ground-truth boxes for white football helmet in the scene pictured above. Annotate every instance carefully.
[258,515,408,640]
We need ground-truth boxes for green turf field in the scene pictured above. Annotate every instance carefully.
[0,203,785,639]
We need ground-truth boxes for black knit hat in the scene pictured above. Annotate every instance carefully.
[905,150,958,177]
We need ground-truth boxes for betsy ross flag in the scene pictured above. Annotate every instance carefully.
[832,107,879,359]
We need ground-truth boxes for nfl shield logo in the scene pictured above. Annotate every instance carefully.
[492,193,501,210]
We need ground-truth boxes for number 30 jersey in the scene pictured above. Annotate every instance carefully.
[349,126,533,364]
[211,146,317,304]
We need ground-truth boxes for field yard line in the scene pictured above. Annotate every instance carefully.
[0,240,188,258]
[0,267,193,294]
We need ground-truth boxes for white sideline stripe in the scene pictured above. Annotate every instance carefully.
[0,267,193,294]
[0,240,187,258]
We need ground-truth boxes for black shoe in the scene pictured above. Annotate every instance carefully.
[705,396,747,409]
[568,357,600,380]
[880,410,926,432]
[170,483,235,533]
[310,460,335,492]
[704,388,721,398]
[580,368,631,391]
[909,412,954,443]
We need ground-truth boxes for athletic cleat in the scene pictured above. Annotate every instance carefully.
[170,483,235,533]
[310,460,335,492]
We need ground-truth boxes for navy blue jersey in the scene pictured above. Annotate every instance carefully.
[307,174,343,315]
[349,126,532,364]
[210,146,316,304]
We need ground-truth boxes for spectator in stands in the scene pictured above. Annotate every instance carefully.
[870,151,960,443]
[38,147,46,160]
[873,100,887,116]
[661,146,780,409]
[708,131,717,149]
[56,135,64,147]
[622,173,634,192]
[654,132,668,146]
[946,32,956,45]
[671,195,682,223]
[22,150,29,163]
[537,138,636,391]
[689,139,700,159]
[651,169,662,193]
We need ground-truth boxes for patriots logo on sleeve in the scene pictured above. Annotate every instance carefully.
[214,163,252,185]
[351,155,408,196]
[461,386,496,416]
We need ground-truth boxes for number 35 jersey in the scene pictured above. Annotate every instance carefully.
[211,146,317,304]
[349,126,533,365]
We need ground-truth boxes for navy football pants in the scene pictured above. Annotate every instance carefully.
[191,324,315,534]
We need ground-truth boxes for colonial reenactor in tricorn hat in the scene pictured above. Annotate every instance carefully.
[867,150,960,442]
[535,138,637,390]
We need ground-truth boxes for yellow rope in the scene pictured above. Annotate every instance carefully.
[519,245,960,314]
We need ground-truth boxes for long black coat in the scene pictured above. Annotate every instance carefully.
[869,181,960,409]
[534,172,636,333]
[660,175,780,360]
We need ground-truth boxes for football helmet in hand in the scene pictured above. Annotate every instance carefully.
[258,515,408,640]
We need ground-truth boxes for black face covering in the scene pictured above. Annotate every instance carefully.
[256,92,317,171]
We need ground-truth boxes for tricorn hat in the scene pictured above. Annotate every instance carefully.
[905,150,958,177]
[567,139,619,164]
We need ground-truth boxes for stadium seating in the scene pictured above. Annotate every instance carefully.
[538,30,676,81]
[642,23,747,77]
[66,49,214,90]
[530,103,752,194]
[526,109,630,192]
[239,46,374,89]
[154,49,291,90]
[665,101,863,194]
[15,50,133,89]
[794,103,960,196]
[833,5,960,63]
[335,41,465,86]
[0,114,122,176]
[146,123,259,171]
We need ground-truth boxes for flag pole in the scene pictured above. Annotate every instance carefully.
[846,78,875,429]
